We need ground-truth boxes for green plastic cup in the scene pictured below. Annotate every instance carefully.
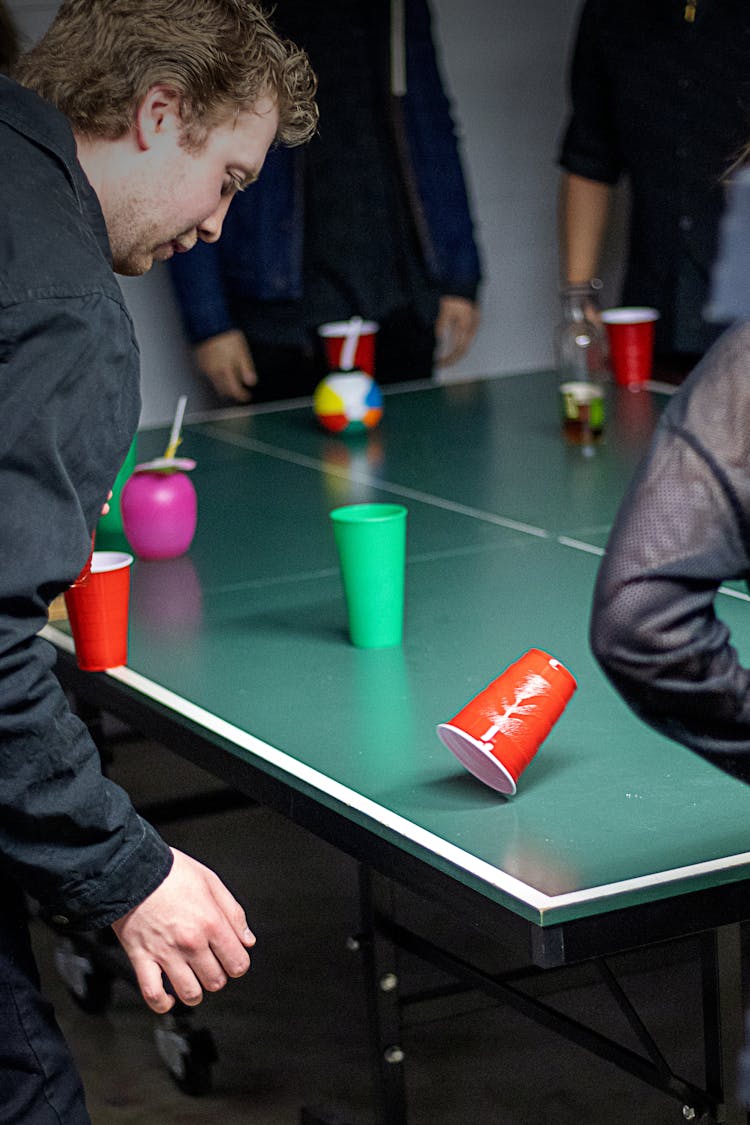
[98,434,138,536]
[330,503,407,648]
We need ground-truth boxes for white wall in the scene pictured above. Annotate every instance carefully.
[8,0,623,423]
[430,0,583,381]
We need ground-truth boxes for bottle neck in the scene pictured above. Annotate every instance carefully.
[560,282,600,321]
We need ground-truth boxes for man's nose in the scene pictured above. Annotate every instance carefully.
[197,196,233,243]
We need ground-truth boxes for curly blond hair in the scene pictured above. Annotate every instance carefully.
[13,0,317,148]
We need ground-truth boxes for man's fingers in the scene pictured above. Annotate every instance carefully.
[132,958,176,1015]
[213,363,252,402]
[437,321,466,365]
[132,937,243,1010]
[112,849,255,1014]
[187,948,229,994]
[209,928,252,980]
[195,330,257,402]
[162,961,205,1007]
[203,894,254,979]
[208,872,256,943]
[229,360,255,401]
[435,297,479,366]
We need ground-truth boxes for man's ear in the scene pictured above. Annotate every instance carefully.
[134,85,183,151]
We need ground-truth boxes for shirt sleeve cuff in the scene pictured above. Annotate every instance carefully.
[40,818,174,932]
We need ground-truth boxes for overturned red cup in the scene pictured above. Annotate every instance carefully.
[64,551,133,671]
[437,649,577,795]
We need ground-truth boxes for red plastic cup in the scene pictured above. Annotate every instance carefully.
[601,307,660,387]
[318,319,378,375]
[63,551,133,671]
[436,649,577,795]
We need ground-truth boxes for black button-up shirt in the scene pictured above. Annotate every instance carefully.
[0,77,172,928]
[559,0,750,355]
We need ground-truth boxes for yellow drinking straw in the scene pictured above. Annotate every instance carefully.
[164,395,188,460]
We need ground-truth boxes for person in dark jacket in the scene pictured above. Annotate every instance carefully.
[168,0,482,403]
[590,157,750,1113]
[590,167,750,780]
[558,0,750,381]
[590,322,750,782]
[0,3,316,1121]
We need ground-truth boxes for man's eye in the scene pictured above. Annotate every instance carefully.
[221,175,245,197]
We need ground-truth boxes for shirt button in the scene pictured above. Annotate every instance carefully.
[51,914,70,926]
[679,215,694,232]
[676,145,689,159]
[678,77,691,90]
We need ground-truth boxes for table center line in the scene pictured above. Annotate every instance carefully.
[198,427,750,604]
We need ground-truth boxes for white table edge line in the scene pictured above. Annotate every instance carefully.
[43,625,750,917]
[42,626,550,911]
[541,850,750,912]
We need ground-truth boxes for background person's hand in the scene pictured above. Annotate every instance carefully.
[434,296,480,366]
[194,329,258,403]
[111,847,255,1014]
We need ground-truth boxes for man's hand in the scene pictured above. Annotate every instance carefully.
[434,296,480,366]
[194,329,258,403]
[111,848,255,1014]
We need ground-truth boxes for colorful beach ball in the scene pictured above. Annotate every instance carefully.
[313,371,384,434]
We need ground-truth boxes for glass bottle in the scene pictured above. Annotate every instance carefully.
[554,282,608,385]
[555,282,607,452]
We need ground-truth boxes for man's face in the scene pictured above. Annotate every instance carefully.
[107,94,279,276]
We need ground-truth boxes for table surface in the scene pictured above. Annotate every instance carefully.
[45,370,750,933]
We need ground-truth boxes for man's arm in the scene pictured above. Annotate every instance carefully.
[558,171,611,286]
[0,294,254,1009]
[398,0,482,309]
[557,0,619,289]
[590,324,750,782]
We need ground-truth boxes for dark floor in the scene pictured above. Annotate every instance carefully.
[30,731,723,1124]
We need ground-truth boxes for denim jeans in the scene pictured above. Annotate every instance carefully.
[0,876,90,1124]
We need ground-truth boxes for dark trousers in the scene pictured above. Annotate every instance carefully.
[244,304,437,403]
[0,877,90,1124]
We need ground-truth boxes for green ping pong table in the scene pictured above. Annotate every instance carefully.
[43,370,750,1123]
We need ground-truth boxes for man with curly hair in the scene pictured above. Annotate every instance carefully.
[0,3,316,1120]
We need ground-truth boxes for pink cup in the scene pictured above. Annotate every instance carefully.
[437,649,577,795]
[601,307,660,387]
[318,320,378,375]
[121,469,197,560]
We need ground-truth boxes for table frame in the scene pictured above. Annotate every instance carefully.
[54,649,750,1124]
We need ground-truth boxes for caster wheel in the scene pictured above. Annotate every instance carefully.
[54,939,113,1014]
[154,1015,217,1095]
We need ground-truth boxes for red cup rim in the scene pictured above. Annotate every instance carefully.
[90,551,134,574]
[436,723,517,795]
[317,320,379,337]
[601,307,660,325]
